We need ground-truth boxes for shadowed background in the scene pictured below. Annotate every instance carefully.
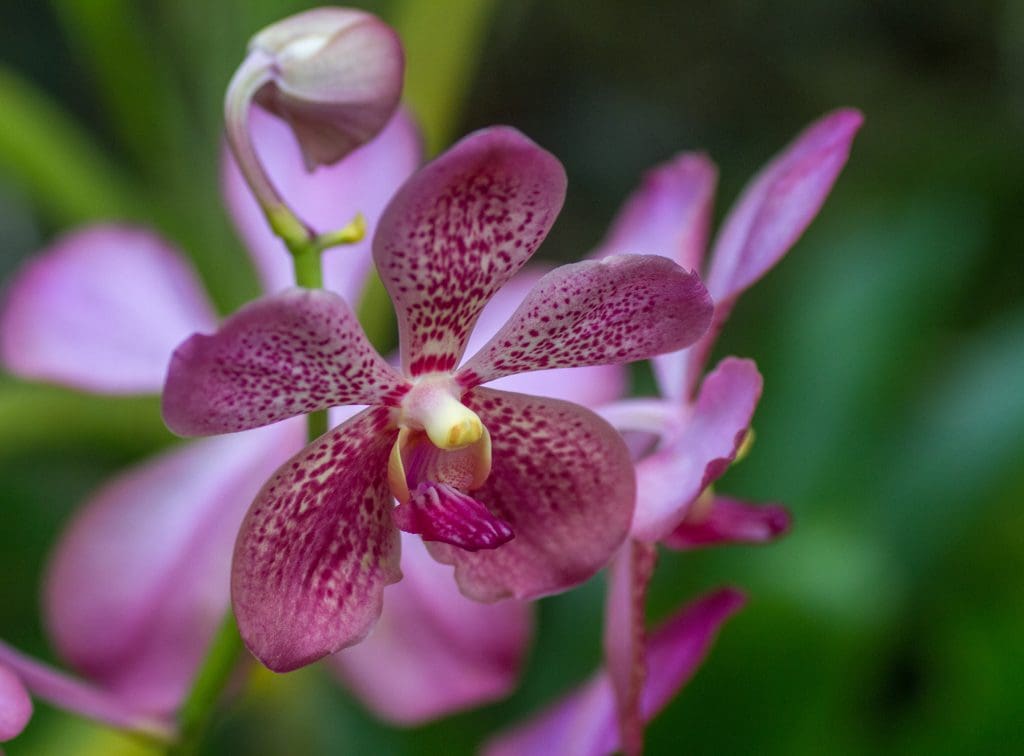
[1,1,1022,753]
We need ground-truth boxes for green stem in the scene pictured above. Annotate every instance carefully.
[167,614,244,755]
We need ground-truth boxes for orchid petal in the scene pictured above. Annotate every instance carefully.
[603,540,657,756]
[373,126,567,377]
[663,496,792,550]
[232,406,401,671]
[0,226,216,394]
[326,534,531,724]
[464,267,627,406]
[631,358,763,542]
[588,154,717,402]
[44,422,302,713]
[426,388,634,601]
[222,107,421,299]
[0,662,31,741]
[163,288,406,436]
[592,153,716,273]
[483,588,746,756]
[392,482,514,551]
[456,255,712,388]
[0,642,173,739]
[707,109,863,307]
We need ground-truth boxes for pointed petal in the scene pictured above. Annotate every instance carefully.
[373,127,567,377]
[222,108,421,299]
[163,288,406,436]
[631,358,763,542]
[0,642,173,738]
[464,267,627,406]
[592,153,716,273]
[482,588,746,756]
[707,109,863,306]
[44,422,302,713]
[326,533,532,724]
[0,226,216,394]
[232,406,402,671]
[393,482,514,551]
[603,541,658,756]
[426,388,634,601]
[663,496,792,550]
[0,662,32,741]
[456,255,712,388]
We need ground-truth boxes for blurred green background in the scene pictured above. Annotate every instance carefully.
[1,0,1022,754]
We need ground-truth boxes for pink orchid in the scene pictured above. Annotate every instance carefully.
[0,661,32,742]
[162,125,715,673]
[0,109,546,731]
[590,108,863,751]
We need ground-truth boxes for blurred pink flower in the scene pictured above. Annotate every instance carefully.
[0,109,545,730]
[485,108,862,754]
[163,125,714,673]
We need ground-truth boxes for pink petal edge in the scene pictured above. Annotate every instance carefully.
[663,496,792,550]
[0,662,32,742]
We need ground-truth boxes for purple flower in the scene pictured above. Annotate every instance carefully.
[488,108,862,754]
[0,111,542,728]
[0,661,32,742]
[162,125,715,672]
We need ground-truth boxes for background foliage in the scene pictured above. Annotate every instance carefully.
[1,1,1022,753]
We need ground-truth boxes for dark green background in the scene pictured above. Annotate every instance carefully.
[1,1,1022,753]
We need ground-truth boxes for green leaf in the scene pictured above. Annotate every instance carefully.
[0,66,142,224]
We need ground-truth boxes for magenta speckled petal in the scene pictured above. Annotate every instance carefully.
[393,482,514,551]
[707,109,863,307]
[463,267,628,406]
[592,153,716,273]
[232,406,401,672]
[483,588,746,756]
[373,126,567,377]
[0,642,173,738]
[426,388,634,601]
[326,533,531,724]
[603,541,657,756]
[456,255,712,388]
[663,497,792,550]
[0,662,31,742]
[163,288,407,436]
[0,226,216,394]
[222,107,421,299]
[631,358,763,542]
[44,422,302,713]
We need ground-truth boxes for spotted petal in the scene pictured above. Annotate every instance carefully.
[0,642,172,738]
[663,496,792,550]
[163,288,406,436]
[631,358,763,543]
[482,588,746,756]
[0,662,31,741]
[0,226,216,394]
[456,255,712,389]
[222,107,421,299]
[44,422,301,713]
[373,126,567,377]
[232,406,401,672]
[326,534,531,724]
[426,388,634,601]
[464,267,627,407]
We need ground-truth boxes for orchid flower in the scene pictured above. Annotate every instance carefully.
[0,109,548,732]
[162,125,715,673]
[586,108,863,752]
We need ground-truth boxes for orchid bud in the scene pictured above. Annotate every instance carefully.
[247,8,404,169]
[224,8,404,242]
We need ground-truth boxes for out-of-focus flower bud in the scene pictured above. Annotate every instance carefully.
[246,8,404,169]
[224,7,404,242]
